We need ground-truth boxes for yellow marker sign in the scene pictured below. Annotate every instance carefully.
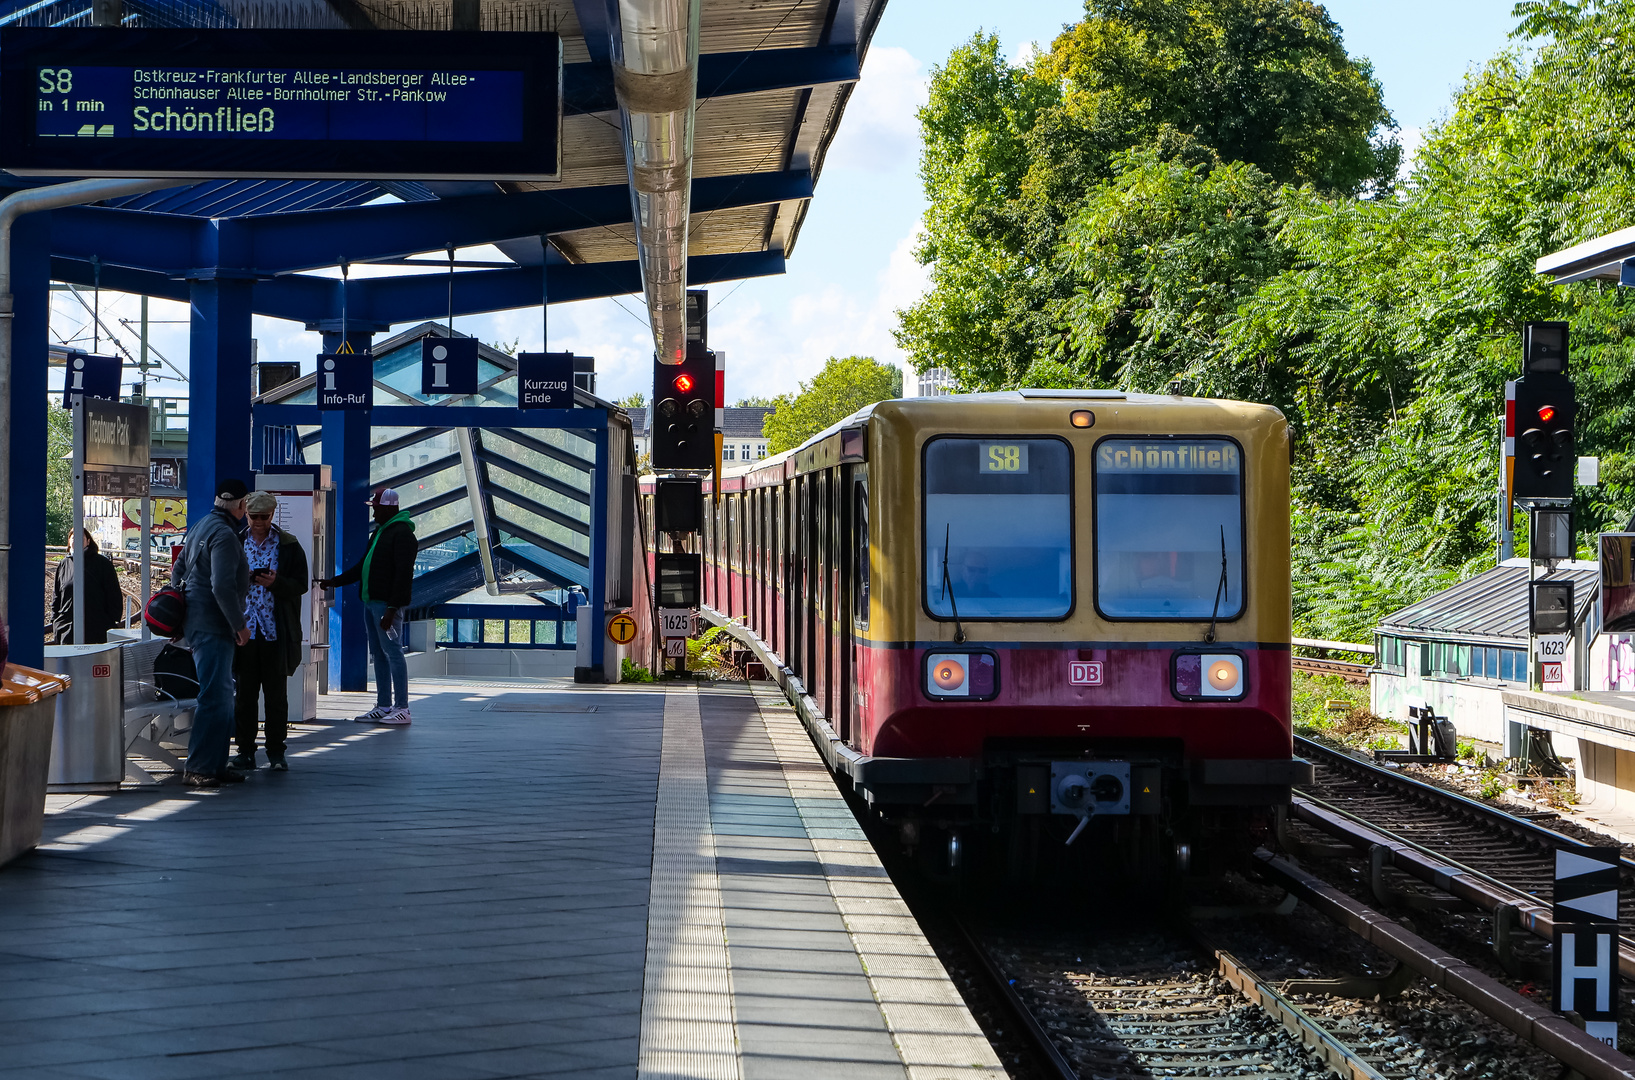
[607,612,638,645]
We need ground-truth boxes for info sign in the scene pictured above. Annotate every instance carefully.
[1554,846,1621,1047]
[60,350,120,408]
[421,337,478,396]
[517,351,575,409]
[0,28,562,180]
[316,352,372,411]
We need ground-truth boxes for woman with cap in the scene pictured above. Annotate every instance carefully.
[315,487,417,725]
[228,491,309,772]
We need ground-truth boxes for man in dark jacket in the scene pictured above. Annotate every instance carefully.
[176,477,253,787]
[229,491,310,773]
[51,529,125,644]
[316,488,416,725]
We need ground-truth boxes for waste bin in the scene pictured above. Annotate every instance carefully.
[43,642,124,788]
[0,664,71,867]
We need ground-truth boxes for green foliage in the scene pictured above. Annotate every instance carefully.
[620,657,655,682]
[686,623,740,677]
[45,401,70,547]
[898,2,1396,386]
[763,356,903,455]
[901,0,1635,640]
[616,392,646,409]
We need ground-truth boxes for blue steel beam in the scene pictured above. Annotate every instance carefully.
[47,170,811,278]
[50,248,788,328]
[563,45,861,114]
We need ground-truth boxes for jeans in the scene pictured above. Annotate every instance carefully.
[364,601,408,709]
[234,637,289,756]
[185,630,237,776]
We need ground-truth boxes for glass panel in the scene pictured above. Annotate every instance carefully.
[1487,648,1499,678]
[1471,647,1485,678]
[509,620,532,644]
[1458,645,1471,676]
[563,619,577,644]
[491,491,591,557]
[924,437,1072,619]
[1094,438,1242,619]
[535,620,557,644]
[436,619,451,643]
[457,619,480,643]
[484,619,504,643]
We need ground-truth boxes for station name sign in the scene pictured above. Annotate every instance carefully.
[0,28,561,180]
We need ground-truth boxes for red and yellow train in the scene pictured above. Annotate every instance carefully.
[641,390,1309,876]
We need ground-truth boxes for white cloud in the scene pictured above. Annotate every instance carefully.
[1397,126,1424,180]
[823,46,929,175]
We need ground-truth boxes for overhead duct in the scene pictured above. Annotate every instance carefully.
[611,0,700,365]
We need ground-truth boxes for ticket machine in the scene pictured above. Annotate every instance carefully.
[255,466,333,720]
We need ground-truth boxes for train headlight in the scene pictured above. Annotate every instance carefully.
[1172,652,1246,701]
[924,651,999,700]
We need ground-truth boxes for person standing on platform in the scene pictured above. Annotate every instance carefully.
[228,492,309,773]
[51,529,125,645]
[316,488,416,726]
[176,478,252,788]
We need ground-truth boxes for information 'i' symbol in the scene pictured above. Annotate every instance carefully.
[71,355,84,391]
[431,344,449,389]
[324,356,336,391]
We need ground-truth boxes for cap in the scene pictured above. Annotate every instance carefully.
[245,491,277,514]
[215,478,249,501]
[371,488,400,507]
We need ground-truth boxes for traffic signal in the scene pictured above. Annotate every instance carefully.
[651,344,715,470]
[1512,374,1576,501]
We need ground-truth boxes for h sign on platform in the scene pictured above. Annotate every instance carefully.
[61,351,120,408]
[1554,846,1621,1047]
[316,352,372,411]
[422,337,478,396]
[517,352,574,409]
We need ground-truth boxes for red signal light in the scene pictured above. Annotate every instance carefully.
[673,373,695,394]
[1538,404,1557,423]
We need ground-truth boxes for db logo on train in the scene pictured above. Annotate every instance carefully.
[1069,661,1103,686]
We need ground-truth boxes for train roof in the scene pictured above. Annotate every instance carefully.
[702,390,1286,488]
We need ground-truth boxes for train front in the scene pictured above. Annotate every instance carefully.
[854,393,1306,871]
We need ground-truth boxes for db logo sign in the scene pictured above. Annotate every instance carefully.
[1069,661,1103,686]
[91,664,111,678]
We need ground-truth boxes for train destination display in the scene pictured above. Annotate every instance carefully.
[0,28,561,179]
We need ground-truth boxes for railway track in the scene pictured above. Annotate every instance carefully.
[959,918,1402,1079]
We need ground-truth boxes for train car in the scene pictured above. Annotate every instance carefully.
[647,389,1310,877]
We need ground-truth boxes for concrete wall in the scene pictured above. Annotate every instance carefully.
[1372,663,1512,745]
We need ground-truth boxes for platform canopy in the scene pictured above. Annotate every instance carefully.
[0,0,889,336]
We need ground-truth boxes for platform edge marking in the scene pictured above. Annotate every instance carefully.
[638,686,742,1080]
[750,686,1007,1078]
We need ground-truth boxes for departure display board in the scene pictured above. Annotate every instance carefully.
[0,28,561,180]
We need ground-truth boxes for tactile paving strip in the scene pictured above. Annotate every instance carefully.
[638,686,742,1080]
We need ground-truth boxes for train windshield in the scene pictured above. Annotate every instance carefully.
[924,437,1072,619]
[1093,438,1244,620]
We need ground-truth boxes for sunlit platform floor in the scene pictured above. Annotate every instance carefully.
[0,677,1000,1079]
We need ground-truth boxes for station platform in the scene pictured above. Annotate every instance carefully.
[0,678,1001,1079]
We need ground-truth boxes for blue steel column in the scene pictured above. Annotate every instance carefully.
[186,279,254,513]
[321,329,372,691]
[590,417,609,675]
[6,214,51,667]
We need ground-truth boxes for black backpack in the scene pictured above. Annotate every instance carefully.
[142,586,187,637]
[152,643,199,701]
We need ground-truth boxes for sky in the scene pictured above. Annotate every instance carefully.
[48,0,1523,408]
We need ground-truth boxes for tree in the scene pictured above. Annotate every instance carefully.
[763,357,903,454]
[897,2,1396,387]
[733,395,776,407]
[615,391,646,409]
[46,401,70,547]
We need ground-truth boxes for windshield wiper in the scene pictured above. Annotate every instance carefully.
[940,523,966,644]
[1205,525,1228,644]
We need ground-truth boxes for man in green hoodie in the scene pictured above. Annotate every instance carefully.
[316,488,417,725]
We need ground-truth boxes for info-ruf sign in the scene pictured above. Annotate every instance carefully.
[316,352,371,411]
[0,28,562,180]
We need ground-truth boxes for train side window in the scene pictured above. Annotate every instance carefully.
[854,480,869,627]
[1093,437,1245,621]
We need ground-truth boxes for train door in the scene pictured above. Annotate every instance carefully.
[850,472,869,745]
[836,465,855,743]
[804,475,818,689]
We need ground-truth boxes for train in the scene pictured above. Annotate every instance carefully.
[638,389,1311,880]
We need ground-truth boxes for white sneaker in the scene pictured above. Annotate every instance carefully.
[353,705,393,723]
[378,708,412,726]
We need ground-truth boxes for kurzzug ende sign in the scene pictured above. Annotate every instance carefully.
[0,28,562,180]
